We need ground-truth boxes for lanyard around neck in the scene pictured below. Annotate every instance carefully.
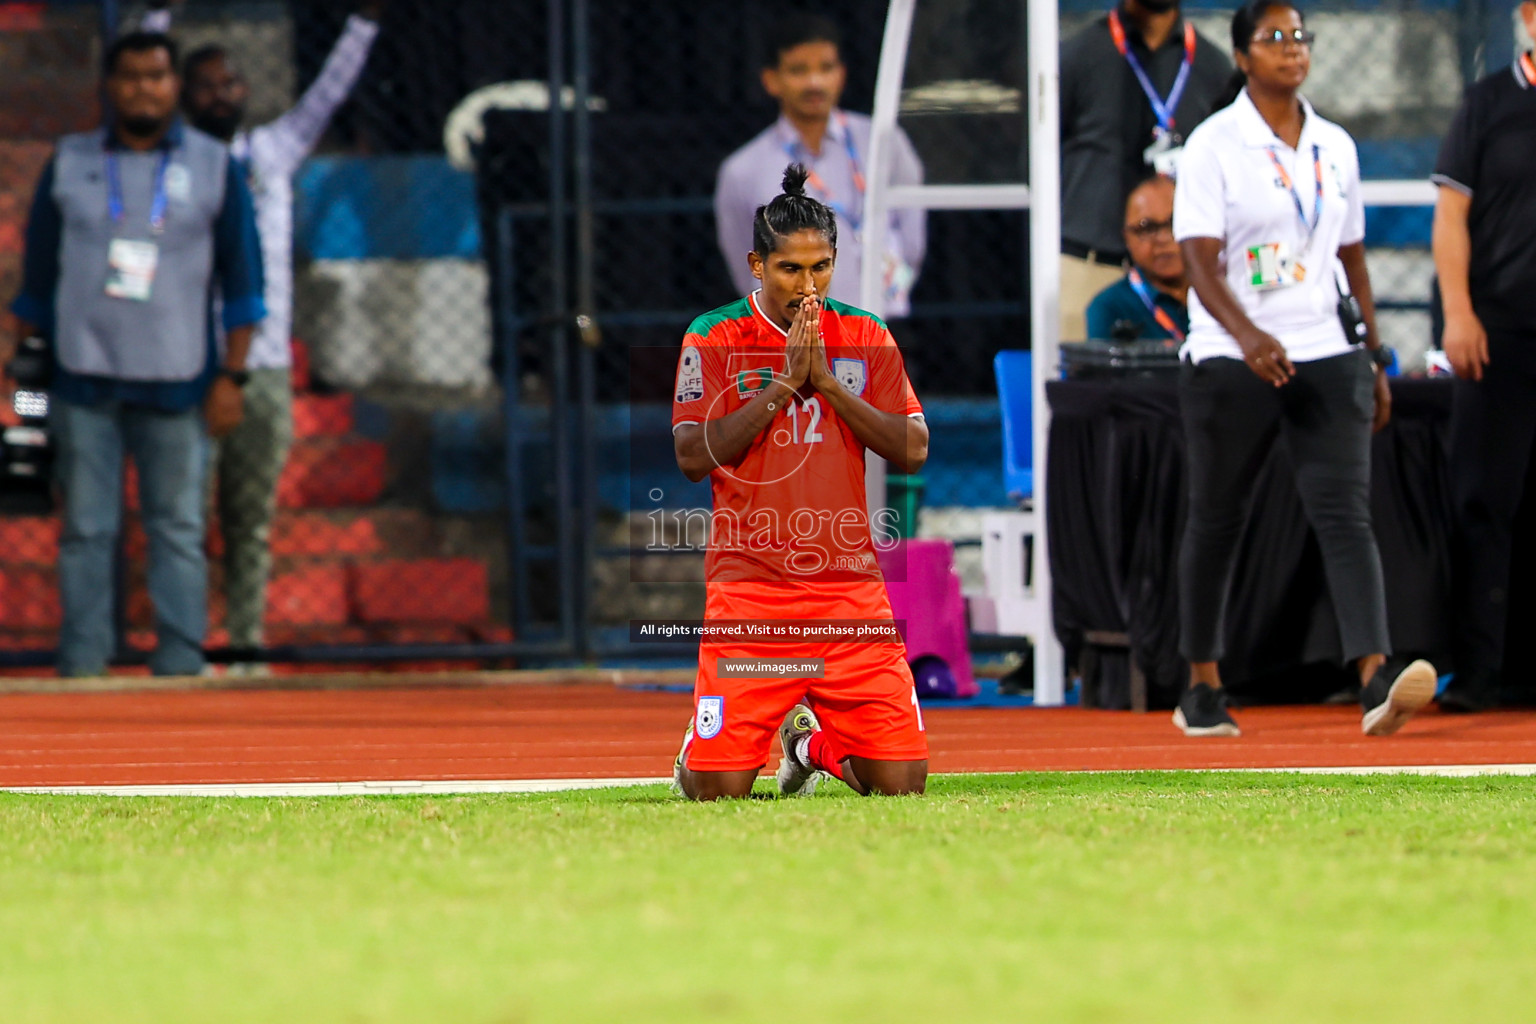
[106,145,172,234]
[783,111,865,228]
[1266,144,1323,243]
[1127,268,1185,343]
[1108,10,1196,133]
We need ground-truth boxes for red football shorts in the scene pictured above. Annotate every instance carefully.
[685,640,929,772]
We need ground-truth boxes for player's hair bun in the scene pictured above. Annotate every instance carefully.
[781,164,811,197]
[751,163,837,258]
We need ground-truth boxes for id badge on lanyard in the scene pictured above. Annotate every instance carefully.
[1247,145,1323,292]
[104,147,170,302]
[783,112,866,233]
[105,239,161,301]
[1244,242,1303,291]
[1109,10,1196,176]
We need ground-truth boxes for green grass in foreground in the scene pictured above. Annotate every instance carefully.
[1,773,1533,1024]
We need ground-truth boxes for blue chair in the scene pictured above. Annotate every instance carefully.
[981,351,1053,689]
[993,350,1033,506]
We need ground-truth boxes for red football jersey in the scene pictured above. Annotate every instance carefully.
[672,292,923,622]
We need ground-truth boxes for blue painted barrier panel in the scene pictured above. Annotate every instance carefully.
[295,156,481,261]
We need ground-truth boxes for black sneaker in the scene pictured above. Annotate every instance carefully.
[1321,684,1362,706]
[1361,658,1437,736]
[1172,682,1240,737]
[1437,668,1499,714]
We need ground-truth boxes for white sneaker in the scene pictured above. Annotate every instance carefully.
[1361,659,1437,736]
[671,717,695,796]
[775,704,823,796]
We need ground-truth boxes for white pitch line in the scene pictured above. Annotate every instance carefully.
[981,763,1536,779]
[1211,762,1536,778]
[3,763,1536,797]
[0,777,671,797]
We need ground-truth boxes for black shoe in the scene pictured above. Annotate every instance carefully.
[1322,684,1361,706]
[1438,669,1500,714]
[1361,659,1437,736]
[1172,682,1240,737]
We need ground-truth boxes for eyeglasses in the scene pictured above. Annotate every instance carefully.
[1125,218,1174,240]
[1252,28,1315,48]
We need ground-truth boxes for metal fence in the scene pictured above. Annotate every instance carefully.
[0,0,1525,673]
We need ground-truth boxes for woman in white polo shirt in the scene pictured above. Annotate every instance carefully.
[1169,0,1436,738]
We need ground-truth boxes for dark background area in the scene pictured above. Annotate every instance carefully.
[293,0,1029,400]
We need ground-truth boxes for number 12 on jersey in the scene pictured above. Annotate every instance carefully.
[786,396,824,445]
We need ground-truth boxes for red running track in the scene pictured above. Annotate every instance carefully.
[2,684,1535,787]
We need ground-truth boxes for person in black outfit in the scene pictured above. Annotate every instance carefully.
[1058,0,1229,340]
[1431,0,1536,712]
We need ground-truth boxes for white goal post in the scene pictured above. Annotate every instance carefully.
[859,0,1065,703]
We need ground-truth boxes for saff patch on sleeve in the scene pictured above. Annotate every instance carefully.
[695,695,725,739]
[832,358,866,397]
[735,366,775,397]
[675,345,704,403]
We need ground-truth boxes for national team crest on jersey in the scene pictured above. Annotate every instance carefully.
[833,358,867,397]
[735,366,775,397]
[696,695,725,739]
[676,346,703,403]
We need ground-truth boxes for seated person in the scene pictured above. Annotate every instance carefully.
[1084,176,1189,344]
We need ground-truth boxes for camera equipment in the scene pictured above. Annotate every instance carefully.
[1,335,55,513]
[1059,339,1181,380]
[1111,319,1142,343]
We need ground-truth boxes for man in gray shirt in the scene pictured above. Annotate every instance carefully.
[11,32,266,677]
[714,14,925,316]
[1059,0,1229,340]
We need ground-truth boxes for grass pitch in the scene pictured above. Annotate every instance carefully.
[1,772,1532,1024]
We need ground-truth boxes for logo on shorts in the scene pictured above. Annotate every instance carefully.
[696,695,725,739]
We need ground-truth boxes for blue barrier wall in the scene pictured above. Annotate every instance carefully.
[425,399,1006,516]
[295,156,481,261]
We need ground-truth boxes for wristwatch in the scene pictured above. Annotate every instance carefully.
[219,367,251,387]
[1368,346,1394,370]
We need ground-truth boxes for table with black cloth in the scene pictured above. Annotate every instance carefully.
[1045,377,1457,710]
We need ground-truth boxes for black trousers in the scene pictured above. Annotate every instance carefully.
[1448,333,1536,673]
[1178,349,1389,665]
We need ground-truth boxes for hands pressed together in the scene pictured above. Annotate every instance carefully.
[781,289,835,397]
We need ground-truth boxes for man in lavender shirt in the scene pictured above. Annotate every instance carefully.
[150,0,383,660]
[714,14,926,317]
